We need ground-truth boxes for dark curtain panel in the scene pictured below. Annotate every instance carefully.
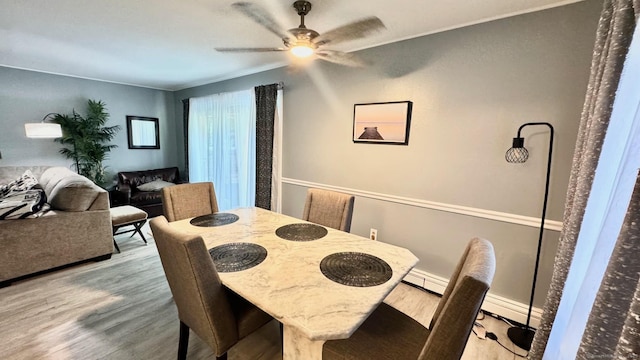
[529,1,638,358]
[254,84,278,210]
[182,99,190,182]
[578,172,640,358]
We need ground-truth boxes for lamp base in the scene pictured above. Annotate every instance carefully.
[507,326,535,351]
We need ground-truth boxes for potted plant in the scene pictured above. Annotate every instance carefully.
[53,99,120,187]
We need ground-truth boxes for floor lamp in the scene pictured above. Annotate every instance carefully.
[25,113,63,139]
[504,122,554,351]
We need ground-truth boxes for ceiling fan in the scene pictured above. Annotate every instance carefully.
[215,1,386,67]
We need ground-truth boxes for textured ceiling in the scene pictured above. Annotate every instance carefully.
[0,0,582,90]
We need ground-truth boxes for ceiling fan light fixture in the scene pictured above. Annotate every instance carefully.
[290,44,314,58]
[223,1,386,67]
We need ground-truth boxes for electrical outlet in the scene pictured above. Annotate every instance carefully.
[370,228,378,241]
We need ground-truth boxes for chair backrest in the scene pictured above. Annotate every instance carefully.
[419,237,496,360]
[302,188,355,232]
[162,182,219,222]
[150,216,239,355]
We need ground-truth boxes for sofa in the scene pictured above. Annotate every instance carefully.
[113,167,181,218]
[0,166,113,286]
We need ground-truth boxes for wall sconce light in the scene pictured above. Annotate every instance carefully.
[505,122,554,351]
[25,113,63,139]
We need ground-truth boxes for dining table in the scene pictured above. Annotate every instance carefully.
[168,207,419,360]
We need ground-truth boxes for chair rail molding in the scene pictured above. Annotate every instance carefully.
[282,178,563,231]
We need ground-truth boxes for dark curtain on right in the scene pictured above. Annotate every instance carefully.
[182,98,190,182]
[529,0,638,358]
[578,173,640,358]
[254,84,278,210]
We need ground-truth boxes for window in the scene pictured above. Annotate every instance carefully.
[188,89,256,211]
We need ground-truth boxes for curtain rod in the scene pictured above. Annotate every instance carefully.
[182,82,283,102]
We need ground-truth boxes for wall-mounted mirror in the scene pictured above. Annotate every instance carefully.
[126,116,160,149]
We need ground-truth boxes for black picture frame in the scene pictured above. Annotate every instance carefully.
[126,116,160,149]
[353,101,413,145]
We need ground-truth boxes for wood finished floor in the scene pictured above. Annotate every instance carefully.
[0,224,525,359]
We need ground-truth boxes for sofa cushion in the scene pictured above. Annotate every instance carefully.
[0,166,51,185]
[0,185,50,219]
[130,191,163,205]
[137,179,175,192]
[40,167,101,211]
[118,167,179,192]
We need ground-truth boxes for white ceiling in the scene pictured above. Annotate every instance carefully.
[1,0,581,91]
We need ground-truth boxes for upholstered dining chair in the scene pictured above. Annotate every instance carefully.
[149,216,273,360]
[161,182,219,222]
[323,237,496,360]
[302,188,355,232]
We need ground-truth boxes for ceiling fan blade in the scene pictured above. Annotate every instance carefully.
[215,47,287,52]
[316,50,368,67]
[231,2,292,41]
[313,17,385,46]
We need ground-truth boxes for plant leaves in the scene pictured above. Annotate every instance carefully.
[51,99,120,186]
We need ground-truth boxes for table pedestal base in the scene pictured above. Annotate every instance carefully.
[283,325,325,360]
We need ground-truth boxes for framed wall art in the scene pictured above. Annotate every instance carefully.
[126,116,160,149]
[352,101,413,145]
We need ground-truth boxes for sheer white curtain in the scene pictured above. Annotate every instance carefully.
[188,89,256,211]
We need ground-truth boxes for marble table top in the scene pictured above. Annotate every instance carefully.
[169,207,419,342]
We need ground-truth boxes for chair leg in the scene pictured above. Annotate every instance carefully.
[280,322,284,355]
[178,321,189,360]
[134,221,148,244]
[216,353,227,360]
[112,225,121,253]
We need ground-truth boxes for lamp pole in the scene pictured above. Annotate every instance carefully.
[505,122,554,351]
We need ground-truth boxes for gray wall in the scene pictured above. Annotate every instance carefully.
[174,0,601,308]
[0,0,600,311]
[0,67,177,186]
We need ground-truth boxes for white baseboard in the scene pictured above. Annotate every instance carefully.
[404,268,541,328]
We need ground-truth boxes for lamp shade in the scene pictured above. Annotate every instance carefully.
[25,123,63,138]
[505,147,529,163]
[505,137,529,163]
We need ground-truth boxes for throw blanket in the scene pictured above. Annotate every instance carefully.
[0,170,50,219]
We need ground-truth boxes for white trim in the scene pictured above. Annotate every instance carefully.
[271,88,284,213]
[0,64,173,91]
[404,269,542,328]
[283,178,563,231]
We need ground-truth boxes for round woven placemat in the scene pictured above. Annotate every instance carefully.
[320,252,393,287]
[208,242,267,272]
[190,212,239,227]
[275,223,328,241]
